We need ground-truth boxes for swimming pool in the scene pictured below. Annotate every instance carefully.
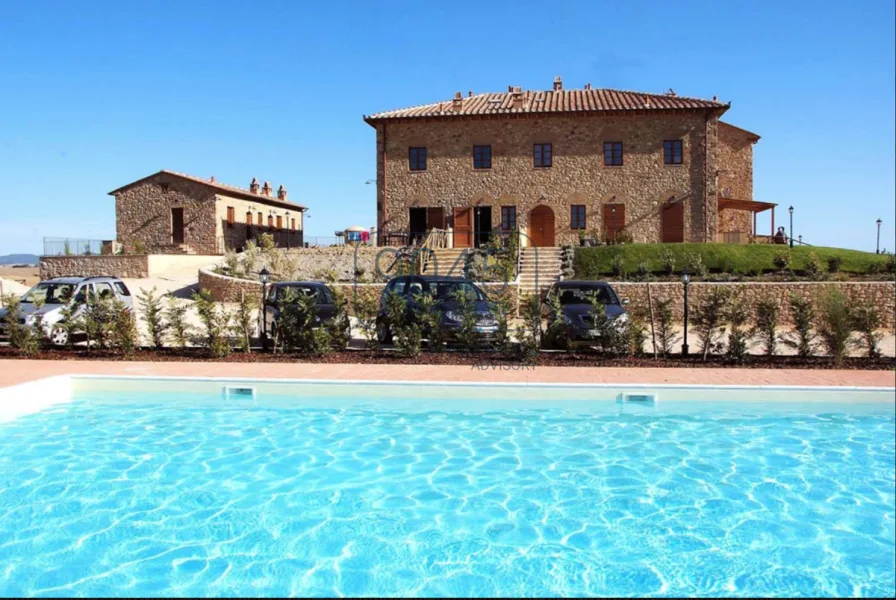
[0,377,893,597]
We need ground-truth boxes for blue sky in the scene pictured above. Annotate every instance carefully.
[1,0,893,255]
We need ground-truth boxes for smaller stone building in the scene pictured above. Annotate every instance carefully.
[110,170,307,255]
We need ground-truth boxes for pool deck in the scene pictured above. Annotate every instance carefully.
[0,359,893,388]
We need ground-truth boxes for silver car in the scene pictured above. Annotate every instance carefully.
[0,276,133,346]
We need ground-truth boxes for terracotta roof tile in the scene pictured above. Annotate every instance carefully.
[108,170,308,210]
[365,88,729,123]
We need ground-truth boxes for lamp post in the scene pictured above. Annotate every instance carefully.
[259,267,270,349]
[681,268,691,357]
[876,219,882,254]
[798,234,802,246]
[788,206,794,248]
[611,205,617,245]
[285,211,291,249]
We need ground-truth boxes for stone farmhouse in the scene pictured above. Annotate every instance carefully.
[110,170,307,255]
[364,77,775,247]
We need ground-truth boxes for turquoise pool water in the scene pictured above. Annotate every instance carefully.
[0,392,893,597]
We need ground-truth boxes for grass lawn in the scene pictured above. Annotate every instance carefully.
[573,243,892,278]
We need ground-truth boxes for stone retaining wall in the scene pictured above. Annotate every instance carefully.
[40,255,149,279]
[611,281,895,329]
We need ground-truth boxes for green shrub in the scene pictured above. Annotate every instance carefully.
[133,240,147,255]
[326,287,351,351]
[489,292,514,358]
[451,287,483,354]
[660,249,676,276]
[773,251,792,271]
[610,253,626,279]
[192,289,231,358]
[804,252,825,280]
[636,261,650,280]
[543,292,569,351]
[692,287,729,360]
[384,291,420,357]
[274,288,330,355]
[685,251,708,278]
[82,292,118,351]
[782,294,816,358]
[1,294,39,355]
[827,256,842,274]
[354,291,380,350]
[516,295,541,363]
[850,303,883,359]
[231,290,257,353]
[725,291,751,364]
[815,287,856,364]
[110,299,139,356]
[653,298,679,357]
[314,268,338,284]
[138,287,168,349]
[753,295,780,356]
[165,299,191,349]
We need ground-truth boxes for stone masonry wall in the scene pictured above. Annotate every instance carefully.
[215,194,303,252]
[378,111,721,246]
[717,122,756,234]
[612,281,895,329]
[40,255,149,279]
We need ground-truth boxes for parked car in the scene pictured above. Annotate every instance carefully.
[0,276,133,346]
[543,280,628,349]
[376,275,499,344]
[261,281,346,344]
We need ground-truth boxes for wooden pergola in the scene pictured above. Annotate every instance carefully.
[718,198,778,236]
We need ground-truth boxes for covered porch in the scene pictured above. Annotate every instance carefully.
[716,198,779,244]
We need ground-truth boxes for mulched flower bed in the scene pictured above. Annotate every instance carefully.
[1,346,893,370]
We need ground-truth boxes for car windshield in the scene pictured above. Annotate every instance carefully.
[21,282,77,305]
[273,285,329,303]
[426,281,485,302]
[555,285,618,306]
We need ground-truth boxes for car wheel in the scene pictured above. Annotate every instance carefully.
[376,319,392,345]
[51,327,69,347]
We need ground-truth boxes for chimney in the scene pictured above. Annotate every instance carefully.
[277,185,287,201]
[508,85,513,92]
[712,95,718,102]
[452,91,463,110]
[511,86,524,109]
[468,90,473,97]
[666,88,676,97]
[584,83,592,90]
[249,177,259,193]
[262,181,272,197]
[210,175,215,183]
[553,76,563,91]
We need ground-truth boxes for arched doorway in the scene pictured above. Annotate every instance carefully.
[528,205,555,247]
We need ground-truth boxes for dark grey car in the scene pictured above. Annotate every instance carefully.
[544,281,629,348]
[376,276,499,344]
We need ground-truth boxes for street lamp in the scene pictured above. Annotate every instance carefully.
[788,206,794,248]
[681,268,691,357]
[876,219,882,254]
[798,234,802,245]
[259,267,270,349]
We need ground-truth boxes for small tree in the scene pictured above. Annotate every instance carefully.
[55,302,83,349]
[353,290,380,350]
[773,251,792,272]
[654,298,680,357]
[82,292,117,351]
[165,298,191,349]
[274,288,330,355]
[451,287,481,354]
[515,294,541,363]
[489,291,514,359]
[803,252,825,281]
[231,290,257,353]
[326,287,351,351]
[1,294,39,355]
[753,295,780,356]
[542,292,569,351]
[781,294,816,358]
[192,289,231,358]
[138,287,168,350]
[851,303,883,358]
[110,299,139,356]
[384,290,420,357]
[610,253,626,279]
[815,287,856,364]
[685,252,708,278]
[586,295,627,355]
[827,256,842,274]
[413,290,446,352]
[725,291,752,364]
[692,287,729,360]
[660,249,676,277]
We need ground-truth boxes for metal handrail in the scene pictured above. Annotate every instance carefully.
[417,228,449,273]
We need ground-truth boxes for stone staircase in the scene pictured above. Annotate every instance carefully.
[155,244,197,255]
[518,247,563,298]
[420,248,469,277]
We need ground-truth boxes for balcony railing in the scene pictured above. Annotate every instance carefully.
[43,237,119,256]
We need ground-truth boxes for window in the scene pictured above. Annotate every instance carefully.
[473,145,492,169]
[664,140,683,165]
[227,206,235,228]
[533,143,552,168]
[113,281,131,297]
[291,218,296,230]
[275,215,282,229]
[409,147,427,171]
[267,215,273,228]
[246,211,252,225]
[570,205,587,230]
[94,282,115,301]
[257,212,263,226]
[604,142,623,166]
[501,206,517,231]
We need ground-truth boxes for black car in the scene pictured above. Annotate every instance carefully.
[262,281,345,341]
[376,276,499,344]
[544,281,629,349]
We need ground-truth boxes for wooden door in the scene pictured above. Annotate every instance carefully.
[426,207,445,230]
[661,201,684,243]
[171,208,185,244]
[528,205,555,247]
[602,204,625,243]
[454,207,473,248]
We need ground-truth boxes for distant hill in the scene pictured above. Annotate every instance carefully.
[0,254,39,265]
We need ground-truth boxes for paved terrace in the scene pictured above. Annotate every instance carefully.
[0,360,893,389]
